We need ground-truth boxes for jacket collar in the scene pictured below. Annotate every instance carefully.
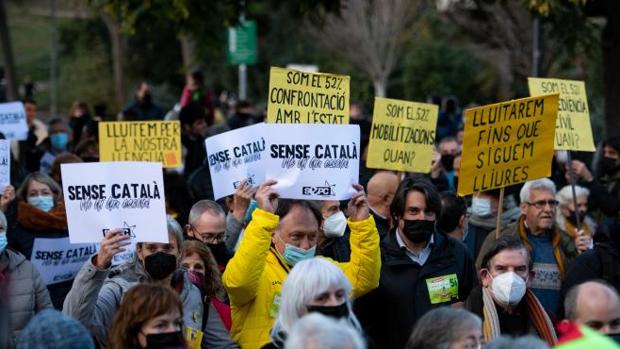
[382,230,454,267]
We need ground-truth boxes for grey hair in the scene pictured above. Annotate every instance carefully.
[188,200,225,226]
[284,313,365,349]
[272,258,361,343]
[520,178,556,203]
[484,335,550,349]
[556,185,590,207]
[406,307,481,349]
[17,172,62,202]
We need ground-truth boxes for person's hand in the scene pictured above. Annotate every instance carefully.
[232,180,256,221]
[255,179,279,214]
[574,229,592,254]
[566,160,593,183]
[0,185,15,212]
[348,184,369,222]
[94,229,131,270]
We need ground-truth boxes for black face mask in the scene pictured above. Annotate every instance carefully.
[440,154,455,171]
[144,252,177,280]
[602,157,619,176]
[144,331,185,349]
[207,242,230,265]
[306,302,349,320]
[141,93,153,105]
[568,210,586,225]
[402,219,435,244]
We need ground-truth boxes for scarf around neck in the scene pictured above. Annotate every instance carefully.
[17,200,68,231]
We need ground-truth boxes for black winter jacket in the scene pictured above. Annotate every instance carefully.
[354,230,477,349]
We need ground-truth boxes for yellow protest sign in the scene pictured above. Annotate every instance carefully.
[458,94,559,196]
[99,120,182,168]
[366,97,438,172]
[267,66,350,124]
[528,78,595,152]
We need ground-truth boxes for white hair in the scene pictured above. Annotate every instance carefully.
[520,178,556,203]
[556,185,590,207]
[284,313,365,349]
[272,258,361,343]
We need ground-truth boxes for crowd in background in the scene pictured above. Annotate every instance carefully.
[1,72,620,349]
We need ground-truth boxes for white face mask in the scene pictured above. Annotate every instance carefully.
[471,197,492,217]
[490,271,527,306]
[322,211,347,238]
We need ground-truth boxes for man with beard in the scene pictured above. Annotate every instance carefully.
[354,175,476,349]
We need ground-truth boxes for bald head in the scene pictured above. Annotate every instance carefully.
[366,171,400,218]
[565,281,620,334]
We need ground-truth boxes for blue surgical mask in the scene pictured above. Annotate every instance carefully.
[28,195,55,212]
[282,243,316,267]
[244,199,258,225]
[50,132,69,150]
[0,234,7,254]
[471,197,492,217]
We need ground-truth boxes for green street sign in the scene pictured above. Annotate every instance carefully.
[227,20,258,65]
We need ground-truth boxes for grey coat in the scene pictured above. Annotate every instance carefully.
[62,255,238,349]
[2,248,53,348]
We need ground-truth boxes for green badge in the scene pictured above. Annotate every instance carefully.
[426,273,459,304]
[269,292,282,318]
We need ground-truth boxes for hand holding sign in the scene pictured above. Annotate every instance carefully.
[232,180,256,222]
[95,229,132,270]
[0,185,15,211]
[347,184,369,222]
[255,179,279,214]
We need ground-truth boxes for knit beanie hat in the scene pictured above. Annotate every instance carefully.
[17,309,95,349]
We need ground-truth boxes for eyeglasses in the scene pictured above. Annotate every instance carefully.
[525,200,559,209]
[190,226,225,244]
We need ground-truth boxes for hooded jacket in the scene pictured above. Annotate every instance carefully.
[2,248,53,348]
[62,255,238,348]
[222,208,380,349]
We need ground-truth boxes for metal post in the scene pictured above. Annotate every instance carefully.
[239,64,247,100]
[532,15,541,77]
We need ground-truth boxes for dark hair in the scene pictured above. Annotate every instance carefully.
[191,70,204,86]
[275,199,323,228]
[179,102,206,127]
[603,134,620,153]
[235,100,252,112]
[181,240,225,300]
[438,192,467,233]
[23,97,36,105]
[480,238,533,271]
[48,117,68,128]
[390,175,442,221]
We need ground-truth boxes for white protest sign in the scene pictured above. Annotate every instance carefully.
[0,140,10,192]
[264,124,360,200]
[205,123,267,199]
[61,162,168,244]
[0,102,29,140]
[31,237,98,285]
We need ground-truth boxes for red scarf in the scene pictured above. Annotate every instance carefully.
[17,200,68,231]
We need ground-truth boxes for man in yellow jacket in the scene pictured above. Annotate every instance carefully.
[222,179,381,348]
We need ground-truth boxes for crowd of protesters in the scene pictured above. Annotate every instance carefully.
[1,77,619,349]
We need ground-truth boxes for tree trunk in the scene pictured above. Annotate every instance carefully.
[603,3,620,137]
[104,15,126,116]
[0,0,18,101]
[373,79,386,98]
[179,34,199,73]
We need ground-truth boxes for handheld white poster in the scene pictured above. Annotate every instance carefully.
[0,140,10,192]
[31,237,98,285]
[264,123,360,200]
[61,162,168,244]
[0,102,29,140]
[205,123,267,200]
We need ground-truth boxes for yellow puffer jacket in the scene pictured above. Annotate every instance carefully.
[222,208,381,349]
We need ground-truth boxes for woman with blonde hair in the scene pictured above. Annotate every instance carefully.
[108,283,186,349]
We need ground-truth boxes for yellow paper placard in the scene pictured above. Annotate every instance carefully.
[267,67,350,124]
[98,120,181,168]
[366,97,438,172]
[458,94,559,196]
[528,78,595,152]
